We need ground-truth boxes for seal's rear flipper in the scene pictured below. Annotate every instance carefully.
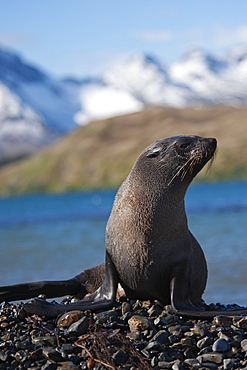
[23,253,118,317]
[0,263,105,304]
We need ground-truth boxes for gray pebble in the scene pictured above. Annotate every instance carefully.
[197,352,225,364]
[65,316,88,337]
[145,340,162,351]
[158,352,172,362]
[172,362,184,370]
[112,349,129,365]
[223,358,234,369]
[154,316,168,326]
[147,304,163,317]
[95,309,118,323]
[41,363,58,370]
[199,363,218,370]
[158,360,173,368]
[121,301,132,315]
[184,358,200,367]
[197,335,214,349]
[151,356,158,367]
[42,347,64,362]
[151,330,169,344]
[212,338,230,352]
[241,338,247,351]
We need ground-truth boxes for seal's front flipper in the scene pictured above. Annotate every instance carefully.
[170,269,247,318]
[169,263,201,314]
[23,253,118,317]
[170,272,204,317]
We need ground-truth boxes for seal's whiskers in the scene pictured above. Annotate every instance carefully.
[167,156,195,186]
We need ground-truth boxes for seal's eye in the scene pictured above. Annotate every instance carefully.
[179,142,190,149]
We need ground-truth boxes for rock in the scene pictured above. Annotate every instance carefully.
[31,335,57,346]
[180,337,194,346]
[197,345,213,355]
[121,302,132,315]
[14,350,29,362]
[140,348,151,358]
[0,349,9,362]
[213,315,233,326]
[41,363,58,370]
[199,363,218,370]
[57,361,80,369]
[233,317,247,329]
[158,361,173,368]
[95,309,118,323]
[42,347,64,362]
[147,303,163,317]
[172,362,184,370]
[154,316,168,326]
[60,344,75,354]
[158,361,173,369]
[151,330,169,344]
[68,354,81,365]
[128,315,152,331]
[184,358,200,367]
[193,323,208,337]
[241,339,247,351]
[151,356,158,367]
[158,352,172,362]
[212,338,230,352]
[57,311,84,328]
[65,316,88,337]
[169,334,178,344]
[126,330,141,341]
[223,358,235,369]
[30,348,45,362]
[197,352,225,364]
[112,349,129,365]
[197,335,214,349]
[145,341,162,352]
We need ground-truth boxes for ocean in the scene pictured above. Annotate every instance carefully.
[0,181,246,306]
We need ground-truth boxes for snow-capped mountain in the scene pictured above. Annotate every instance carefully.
[1,44,247,159]
[0,47,82,159]
[169,48,247,104]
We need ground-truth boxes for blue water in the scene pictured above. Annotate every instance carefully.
[0,181,246,305]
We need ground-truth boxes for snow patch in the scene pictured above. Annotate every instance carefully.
[75,85,143,125]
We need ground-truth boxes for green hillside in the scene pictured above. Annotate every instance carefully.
[0,106,246,196]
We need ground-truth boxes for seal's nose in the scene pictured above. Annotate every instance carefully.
[208,138,217,150]
[199,137,217,150]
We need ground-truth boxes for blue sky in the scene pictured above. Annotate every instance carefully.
[1,0,247,77]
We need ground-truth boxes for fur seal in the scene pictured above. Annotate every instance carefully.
[1,135,247,318]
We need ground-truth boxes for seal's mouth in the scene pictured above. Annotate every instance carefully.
[184,137,217,178]
[168,137,217,186]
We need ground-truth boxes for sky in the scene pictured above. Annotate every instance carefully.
[1,0,247,78]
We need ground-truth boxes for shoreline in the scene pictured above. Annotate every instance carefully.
[1,297,247,369]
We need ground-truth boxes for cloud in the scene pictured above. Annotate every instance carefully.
[133,30,173,42]
[215,25,247,46]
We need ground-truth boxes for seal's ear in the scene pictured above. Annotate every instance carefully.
[146,147,161,158]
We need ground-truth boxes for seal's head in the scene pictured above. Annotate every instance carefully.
[131,135,217,190]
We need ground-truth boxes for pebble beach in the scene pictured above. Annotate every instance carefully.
[1,296,247,370]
